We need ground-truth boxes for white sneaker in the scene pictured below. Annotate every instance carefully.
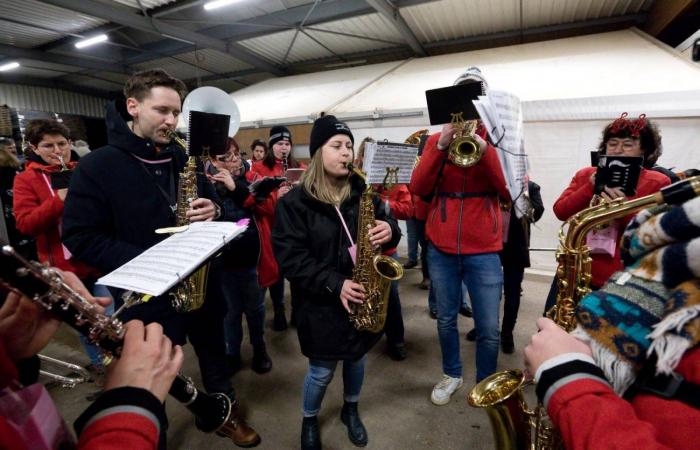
[430,374,463,405]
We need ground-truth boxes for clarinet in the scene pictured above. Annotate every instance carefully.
[0,245,245,442]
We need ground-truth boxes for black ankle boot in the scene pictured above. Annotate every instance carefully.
[252,344,272,374]
[340,402,368,447]
[273,307,288,331]
[301,416,321,450]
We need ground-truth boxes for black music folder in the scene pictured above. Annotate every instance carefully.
[188,110,230,157]
[50,171,73,190]
[425,82,484,125]
[594,155,643,196]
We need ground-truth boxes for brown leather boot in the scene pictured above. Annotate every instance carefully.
[218,399,261,448]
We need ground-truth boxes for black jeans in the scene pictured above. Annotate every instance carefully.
[501,264,525,335]
[415,219,429,280]
[384,280,405,345]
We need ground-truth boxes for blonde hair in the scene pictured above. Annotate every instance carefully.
[301,148,352,206]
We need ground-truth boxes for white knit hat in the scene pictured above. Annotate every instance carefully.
[453,66,488,94]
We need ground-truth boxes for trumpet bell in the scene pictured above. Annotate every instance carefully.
[448,136,482,168]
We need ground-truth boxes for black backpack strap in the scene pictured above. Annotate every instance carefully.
[624,355,700,409]
[437,191,496,222]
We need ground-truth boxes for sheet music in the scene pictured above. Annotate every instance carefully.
[364,141,419,185]
[98,220,247,296]
[474,90,530,218]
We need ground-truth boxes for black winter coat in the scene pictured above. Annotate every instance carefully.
[500,181,544,268]
[62,102,222,343]
[272,176,401,361]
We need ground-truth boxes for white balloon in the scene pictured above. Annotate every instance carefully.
[180,86,240,137]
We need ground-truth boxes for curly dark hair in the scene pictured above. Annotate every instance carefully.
[25,119,71,147]
[250,139,267,152]
[123,69,188,102]
[598,117,662,168]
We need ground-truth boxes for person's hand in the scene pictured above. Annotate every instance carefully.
[368,220,392,247]
[523,318,592,380]
[105,321,183,403]
[186,198,216,222]
[0,271,110,361]
[57,188,68,201]
[208,168,235,191]
[473,133,488,154]
[589,172,596,188]
[278,184,292,198]
[600,186,627,202]
[437,123,456,150]
[340,280,365,314]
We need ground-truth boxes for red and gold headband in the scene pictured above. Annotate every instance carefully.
[609,112,647,137]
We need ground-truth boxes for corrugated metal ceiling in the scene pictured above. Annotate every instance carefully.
[112,0,176,9]
[132,49,252,79]
[0,0,107,48]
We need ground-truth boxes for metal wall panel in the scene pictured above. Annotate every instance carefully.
[0,84,107,117]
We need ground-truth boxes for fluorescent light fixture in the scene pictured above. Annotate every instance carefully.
[204,0,244,11]
[75,34,108,49]
[0,62,20,72]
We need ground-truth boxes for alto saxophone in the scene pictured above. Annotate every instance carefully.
[345,163,404,333]
[167,130,209,312]
[0,245,260,446]
[467,176,700,450]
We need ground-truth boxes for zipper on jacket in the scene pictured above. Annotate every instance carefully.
[456,172,467,255]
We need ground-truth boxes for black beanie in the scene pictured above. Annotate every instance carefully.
[308,115,354,158]
[269,125,292,148]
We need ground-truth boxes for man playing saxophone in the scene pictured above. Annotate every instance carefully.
[62,69,260,447]
[410,67,511,405]
[523,196,700,450]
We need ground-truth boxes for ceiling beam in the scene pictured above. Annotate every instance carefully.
[643,0,696,36]
[0,74,112,98]
[0,43,129,74]
[37,0,285,76]
[125,0,438,65]
[365,0,426,56]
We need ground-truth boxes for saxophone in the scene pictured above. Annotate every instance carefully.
[167,130,209,312]
[467,176,700,450]
[345,163,404,333]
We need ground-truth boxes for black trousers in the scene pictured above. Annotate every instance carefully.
[416,219,430,280]
[501,264,525,335]
[384,280,405,345]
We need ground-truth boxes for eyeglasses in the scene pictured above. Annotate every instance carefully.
[215,152,238,162]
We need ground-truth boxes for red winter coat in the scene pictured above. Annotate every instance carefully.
[376,184,413,255]
[244,170,278,288]
[0,338,160,450]
[547,348,700,450]
[412,195,430,221]
[409,132,510,255]
[553,166,670,288]
[13,160,98,279]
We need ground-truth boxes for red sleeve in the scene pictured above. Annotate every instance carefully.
[78,412,159,450]
[548,379,673,450]
[409,133,445,197]
[386,185,413,220]
[553,167,595,221]
[13,172,63,237]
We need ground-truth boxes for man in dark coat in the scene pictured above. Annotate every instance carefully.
[62,69,260,447]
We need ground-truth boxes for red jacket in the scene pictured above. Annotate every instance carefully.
[546,348,700,450]
[553,166,671,287]
[0,338,160,450]
[409,132,510,255]
[376,184,413,255]
[244,170,279,288]
[12,161,98,279]
[412,195,430,221]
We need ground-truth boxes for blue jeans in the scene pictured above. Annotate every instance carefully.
[427,244,503,382]
[302,356,366,417]
[79,284,114,366]
[260,276,285,310]
[215,267,265,354]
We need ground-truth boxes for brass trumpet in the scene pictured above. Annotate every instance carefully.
[448,112,482,167]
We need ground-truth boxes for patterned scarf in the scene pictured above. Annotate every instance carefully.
[571,196,700,394]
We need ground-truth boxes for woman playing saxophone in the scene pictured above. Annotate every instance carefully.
[272,115,400,450]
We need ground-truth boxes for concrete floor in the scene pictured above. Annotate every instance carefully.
[45,264,551,450]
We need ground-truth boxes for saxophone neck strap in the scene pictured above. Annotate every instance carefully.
[334,206,355,247]
[132,155,177,213]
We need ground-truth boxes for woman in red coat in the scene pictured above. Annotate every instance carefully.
[544,113,671,313]
[13,120,98,281]
[251,125,306,331]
